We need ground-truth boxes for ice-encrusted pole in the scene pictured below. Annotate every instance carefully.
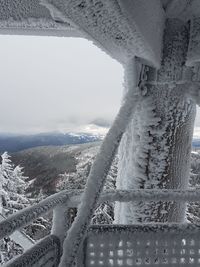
[115,19,197,224]
[59,59,142,267]
[51,204,71,247]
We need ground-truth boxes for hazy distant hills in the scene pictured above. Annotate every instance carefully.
[11,142,100,194]
[0,131,102,194]
[0,132,103,153]
[192,139,200,148]
[8,136,200,195]
[1,131,199,153]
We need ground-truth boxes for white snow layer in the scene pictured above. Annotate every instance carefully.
[0,0,80,37]
[41,0,164,66]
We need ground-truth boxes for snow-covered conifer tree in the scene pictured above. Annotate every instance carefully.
[0,161,4,214]
[0,152,29,215]
[0,153,29,264]
[0,164,4,264]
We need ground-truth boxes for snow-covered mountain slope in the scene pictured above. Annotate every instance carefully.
[10,141,117,242]
[11,142,101,195]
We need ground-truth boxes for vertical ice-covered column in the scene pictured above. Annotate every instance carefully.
[115,19,196,224]
[51,205,71,247]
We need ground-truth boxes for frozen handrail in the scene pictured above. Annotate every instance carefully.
[4,235,60,267]
[0,213,34,250]
[0,189,81,241]
[1,189,200,241]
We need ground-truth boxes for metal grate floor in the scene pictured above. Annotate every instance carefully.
[81,224,200,267]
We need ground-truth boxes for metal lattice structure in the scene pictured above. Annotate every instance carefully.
[81,224,200,267]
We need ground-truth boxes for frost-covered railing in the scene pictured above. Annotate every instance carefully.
[4,235,61,267]
[2,189,200,266]
[2,189,200,241]
[0,213,34,250]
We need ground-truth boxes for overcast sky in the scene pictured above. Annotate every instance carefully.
[0,35,200,135]
[0,35,123,134]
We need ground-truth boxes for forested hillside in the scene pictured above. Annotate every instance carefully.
[11,142,101,195]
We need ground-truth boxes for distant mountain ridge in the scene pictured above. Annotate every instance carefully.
[0,132,199,153]
[192,138,200,148]
[0,132,103,153]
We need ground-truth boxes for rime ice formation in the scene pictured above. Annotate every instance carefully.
[165,0,200,20]
[0,213,34,250]
[0,190,81,241]
[117,0,164,66]
[0,0,81,36]
[4,235,60,267]
[115,19,197,224]
[3,188,200,242]
[187,17,200,67]
[41,0,164,66]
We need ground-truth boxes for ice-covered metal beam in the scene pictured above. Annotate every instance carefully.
[187,17,200,67]
[165,0,191,18]
[41,0,165,67]
[1,188,200,241]
[0,0,165,66]
[165,0,200,20]
[0,0,82,37]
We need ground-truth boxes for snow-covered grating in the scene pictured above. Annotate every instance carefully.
[4,235,60,267]
[81,224,200,267]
